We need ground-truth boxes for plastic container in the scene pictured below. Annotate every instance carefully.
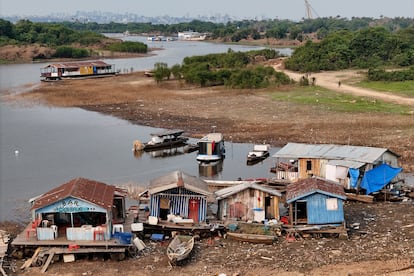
[114,232,133,244]
[133,237,146,251]
[131,223,143,232]
[150,233,164,241]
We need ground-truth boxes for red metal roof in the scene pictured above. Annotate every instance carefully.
[45,60,111,69]
[286,177,346,203]
[31,177,120,211]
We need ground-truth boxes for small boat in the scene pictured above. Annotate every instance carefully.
[139,129,189,151]
[196,133,225,162]
[167,235,195,263]
[226,232,276,244]
[247,144,270,165]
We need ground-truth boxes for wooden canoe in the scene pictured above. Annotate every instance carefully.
[167,235,194,263]
[226,232,276,244]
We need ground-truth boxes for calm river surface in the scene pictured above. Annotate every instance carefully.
[0,36,291,221]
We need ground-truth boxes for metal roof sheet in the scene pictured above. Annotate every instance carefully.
[286,177,346,203]
[215,182,281,200]
[45,60,111,69]
[272,143,397,164]
[148,170,211,196]
[199,133,223,142]
[31,177,120,211]
[327,160,365,168]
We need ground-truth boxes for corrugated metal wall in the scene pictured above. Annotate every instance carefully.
[149,187,208,222]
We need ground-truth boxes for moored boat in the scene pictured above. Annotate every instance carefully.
[167,235,194,263]
[196,133,225,162]
[226,232,276,244]
[247,144,270,165]
[137,129,189,152]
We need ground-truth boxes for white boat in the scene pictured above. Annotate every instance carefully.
[247,144,270,165]
[196,133,225,162]
[167,235,194,263]
[178,31,206,41]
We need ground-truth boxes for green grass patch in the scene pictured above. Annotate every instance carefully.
[357,80,414,97]
[270,85,411,114]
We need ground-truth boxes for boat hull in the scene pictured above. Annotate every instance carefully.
[167,235,194,263]
[226,232,276,244]
[144,138,188,151]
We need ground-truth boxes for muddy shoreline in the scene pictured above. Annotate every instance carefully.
[14,71,412,171]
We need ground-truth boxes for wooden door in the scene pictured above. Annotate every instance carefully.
[188,199,200,222]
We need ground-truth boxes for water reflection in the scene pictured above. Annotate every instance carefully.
[198,160,224,178]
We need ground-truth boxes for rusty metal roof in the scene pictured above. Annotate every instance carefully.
[273,143,399,164]
[44,60,111,69]
[286,177,346,203]
[31,177,120,211]
[148,170,211,196]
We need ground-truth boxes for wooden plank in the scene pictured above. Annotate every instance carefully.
[20,247,42,270]
[345,193,374,203]
[41,251,55,273]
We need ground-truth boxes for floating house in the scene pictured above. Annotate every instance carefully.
[148,171,213,223]
[196,133,225,163]
[272,143,401,190]
[215,182,282,223]
[26,177,127,241]
[40,60,116,81]
[286,177,346,227]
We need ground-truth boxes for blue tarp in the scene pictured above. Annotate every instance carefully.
[349,168,360,188]
[360,164,402,194]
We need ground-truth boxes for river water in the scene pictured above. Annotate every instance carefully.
[0,36,292,221]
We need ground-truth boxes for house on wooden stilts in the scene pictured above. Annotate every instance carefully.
[286,176,347,236]
[148,171,213,223]
[215,182,282,223]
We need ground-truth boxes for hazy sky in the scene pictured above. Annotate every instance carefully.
[1,0,413,20]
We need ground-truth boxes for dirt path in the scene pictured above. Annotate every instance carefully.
[278,68,414,107]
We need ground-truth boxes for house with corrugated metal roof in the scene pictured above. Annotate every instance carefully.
[215,182,282,222]
[148,171,212,223]
[28,177,127,241]
[272,143,401,190]
[286,177,346,229]
[40,60,116,81]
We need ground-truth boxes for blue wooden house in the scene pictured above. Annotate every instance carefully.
[286,177,346,227]
[148,171,212,223]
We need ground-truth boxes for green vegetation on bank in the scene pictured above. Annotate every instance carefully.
[58,17,414,43]
[285,26,414,72]
[357,80,414,98]
[270,86,412,114]
[105,41,147,53]
[0,19,147,59]
[152,49,292,88]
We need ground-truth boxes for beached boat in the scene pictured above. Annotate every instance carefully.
[247,144,270,165]
[196,133,225,162]
[142,129,189,151]
[167,235,194,263]
[226,232,276,244]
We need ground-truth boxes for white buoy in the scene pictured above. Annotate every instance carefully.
[14,150,19,156]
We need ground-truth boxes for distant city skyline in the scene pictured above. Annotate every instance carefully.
[1,0,413,20]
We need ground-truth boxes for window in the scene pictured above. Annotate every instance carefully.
[326,198,338,210]
[306,160,312,171]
